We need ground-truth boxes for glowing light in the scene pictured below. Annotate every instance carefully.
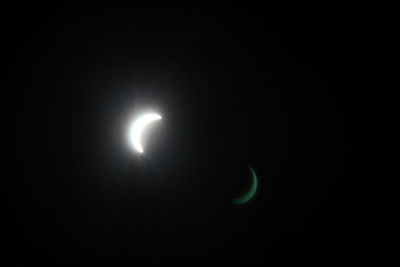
[128,113,162,154]
[232,167,258,205]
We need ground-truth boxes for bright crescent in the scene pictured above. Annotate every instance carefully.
[232,167,258,205]
[129,113,162,153]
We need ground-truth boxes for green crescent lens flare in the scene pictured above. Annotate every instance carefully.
[232,166,258,205]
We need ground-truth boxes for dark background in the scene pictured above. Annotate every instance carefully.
[8,3,398,266]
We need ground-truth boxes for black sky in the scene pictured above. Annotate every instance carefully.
[8,3,398,266]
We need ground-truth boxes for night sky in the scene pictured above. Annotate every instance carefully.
[8,4,397,266]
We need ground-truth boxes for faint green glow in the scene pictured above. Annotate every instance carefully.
[232,167,258,205]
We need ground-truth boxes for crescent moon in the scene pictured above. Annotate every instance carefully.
[232,167,258,205]
[128,113,162,153]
